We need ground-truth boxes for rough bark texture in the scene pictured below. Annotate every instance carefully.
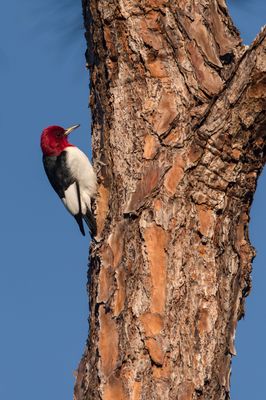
[75,1,266,399]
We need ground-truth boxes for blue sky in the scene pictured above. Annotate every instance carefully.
[0,1,265,399]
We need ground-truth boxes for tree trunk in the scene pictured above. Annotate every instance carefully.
[75,1,266,399]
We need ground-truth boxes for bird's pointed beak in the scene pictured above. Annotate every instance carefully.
[64,124,80,136]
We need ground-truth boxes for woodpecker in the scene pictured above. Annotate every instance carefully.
[40,124,97,236]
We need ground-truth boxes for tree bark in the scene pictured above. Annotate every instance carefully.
[75,1,266,399]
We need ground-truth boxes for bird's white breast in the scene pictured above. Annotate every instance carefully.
[62,147,97,215]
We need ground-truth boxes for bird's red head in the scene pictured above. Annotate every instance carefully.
[40,124,80,156]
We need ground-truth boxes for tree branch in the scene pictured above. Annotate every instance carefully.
[196,26,266,161]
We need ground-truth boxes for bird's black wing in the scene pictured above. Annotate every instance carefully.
[43,152,85,236]
[43,152,75,199]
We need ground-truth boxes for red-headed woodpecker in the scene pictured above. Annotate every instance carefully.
[40,124,97,236]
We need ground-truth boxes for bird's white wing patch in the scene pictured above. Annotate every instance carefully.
[62,182,80,216]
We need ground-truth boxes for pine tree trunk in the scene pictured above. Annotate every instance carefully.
[75,1,266,399]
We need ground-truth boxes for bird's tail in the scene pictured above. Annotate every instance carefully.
[84,210,97,237]
[74,214,86,236]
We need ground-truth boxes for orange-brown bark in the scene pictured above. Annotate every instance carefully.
[75,1,266,399]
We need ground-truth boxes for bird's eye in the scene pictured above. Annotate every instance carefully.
[56,132,61,137]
